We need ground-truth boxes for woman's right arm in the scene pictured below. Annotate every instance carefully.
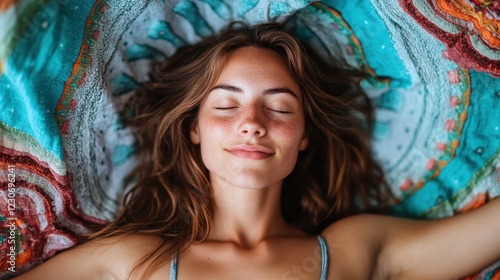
[13,239,114,280]
[13,234,165,280]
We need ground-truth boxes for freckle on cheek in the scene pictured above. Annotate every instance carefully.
[201,118,233,136]
[205,116,232,126]
[273,120,295,135]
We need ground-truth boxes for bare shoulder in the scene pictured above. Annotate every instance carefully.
[321,214,403,280]
[15,233,166,280]
[322,200,500,280]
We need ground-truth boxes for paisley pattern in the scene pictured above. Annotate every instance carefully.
[0,0,499,278]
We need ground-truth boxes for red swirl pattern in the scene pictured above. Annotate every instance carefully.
[0,147,103,276]
[400,0,500,77]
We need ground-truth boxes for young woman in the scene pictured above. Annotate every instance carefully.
[15,22,500,280]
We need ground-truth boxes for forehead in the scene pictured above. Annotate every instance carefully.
[216,47,301,97]
[221,47,288,73]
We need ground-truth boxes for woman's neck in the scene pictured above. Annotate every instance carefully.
[206,177,302,249]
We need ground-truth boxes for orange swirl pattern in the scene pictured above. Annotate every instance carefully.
[436,0,500,48]
[0,0,18,12]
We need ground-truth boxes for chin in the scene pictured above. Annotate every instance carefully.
[224,170,283,189]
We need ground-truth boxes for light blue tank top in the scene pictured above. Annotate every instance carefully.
[169,235,329,280]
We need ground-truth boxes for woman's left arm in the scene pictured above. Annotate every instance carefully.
[383,197,500,279]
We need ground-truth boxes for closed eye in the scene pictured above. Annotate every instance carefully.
[215,107,237,110]
[268,108,291,114]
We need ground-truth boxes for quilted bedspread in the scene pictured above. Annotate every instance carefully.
[0,0,499,278]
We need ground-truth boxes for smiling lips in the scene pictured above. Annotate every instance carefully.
[226,145,275,160]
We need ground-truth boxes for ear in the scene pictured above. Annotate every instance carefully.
[299,133,308,151]
[190,120,200,144]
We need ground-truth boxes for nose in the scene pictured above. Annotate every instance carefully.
[238,105,266,138]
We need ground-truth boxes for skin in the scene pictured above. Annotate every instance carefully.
[13,47,500,280]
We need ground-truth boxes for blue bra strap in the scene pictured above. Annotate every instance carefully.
[317,235,329,280]
[170,254,177,280]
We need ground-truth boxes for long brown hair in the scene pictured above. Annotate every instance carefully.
[91,22,389,278]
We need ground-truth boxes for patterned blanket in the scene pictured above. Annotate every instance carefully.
[0,0,499,278]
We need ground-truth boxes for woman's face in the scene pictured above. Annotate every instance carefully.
[190,47,308,189]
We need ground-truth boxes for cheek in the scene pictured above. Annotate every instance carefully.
[272,118,305,145]
[276,118,305,152]
[199,116,233,137]
[197,116,233,161]
[275,120,297,135]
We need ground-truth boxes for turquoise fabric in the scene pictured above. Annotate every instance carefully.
[1,1,95,160]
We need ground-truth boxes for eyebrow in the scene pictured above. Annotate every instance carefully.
[210,84,298,99]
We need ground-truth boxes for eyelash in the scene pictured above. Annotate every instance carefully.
[215,107,290,114]
[215,107,236,110]
[269,109,290,114]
